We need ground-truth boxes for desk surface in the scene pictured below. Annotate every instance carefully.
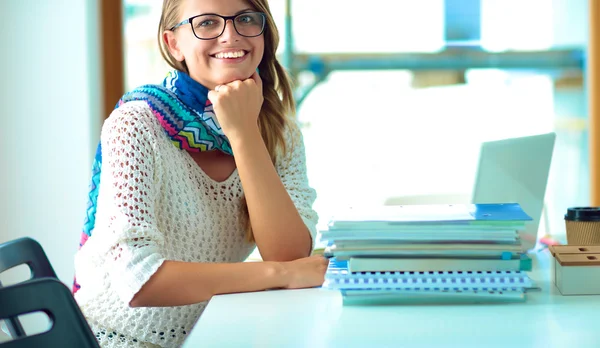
[183,250,600,348]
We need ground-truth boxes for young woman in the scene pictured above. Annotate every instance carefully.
[73,0,328,346]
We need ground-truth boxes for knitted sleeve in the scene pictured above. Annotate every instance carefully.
[99,103,166,304]
[276,123,319,247]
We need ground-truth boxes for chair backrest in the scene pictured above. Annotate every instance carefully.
[0,237,57,279]
[0,237,57,338]
[0,278,100,348]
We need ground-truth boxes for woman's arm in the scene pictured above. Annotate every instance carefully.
[231,129,314,261]
[130,260,283,307]
[208,74,317,262]
[129,255,328,307]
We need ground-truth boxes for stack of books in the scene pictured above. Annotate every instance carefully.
[320,203,538,305]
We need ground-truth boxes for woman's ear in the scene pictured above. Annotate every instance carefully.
[163,31,185,62]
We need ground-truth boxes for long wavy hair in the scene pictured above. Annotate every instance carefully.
[158,0,296,242]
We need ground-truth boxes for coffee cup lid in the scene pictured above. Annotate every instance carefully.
[565,207,600,221]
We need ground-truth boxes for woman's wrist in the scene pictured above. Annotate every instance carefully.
[226,125,262,148]
[267,261,290,289]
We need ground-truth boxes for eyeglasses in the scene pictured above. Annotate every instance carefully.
[170,12,266,40]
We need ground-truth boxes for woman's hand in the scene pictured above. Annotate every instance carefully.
[279,255,329,289]
[207,71,264,142]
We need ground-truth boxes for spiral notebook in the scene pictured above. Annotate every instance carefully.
[323,259,536,304]
[324,269,534,291]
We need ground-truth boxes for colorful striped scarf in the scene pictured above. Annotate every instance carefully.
[73,70,230,293]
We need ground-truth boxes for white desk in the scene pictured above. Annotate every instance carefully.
[183,250,600,348]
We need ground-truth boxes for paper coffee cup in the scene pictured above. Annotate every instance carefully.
[565,207,600,245]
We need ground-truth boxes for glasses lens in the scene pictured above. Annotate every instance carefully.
[191,15,225,39]
[191,13,265,39]
[233,12,265,37]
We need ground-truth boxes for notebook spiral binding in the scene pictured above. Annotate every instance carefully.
[324,269,534,291]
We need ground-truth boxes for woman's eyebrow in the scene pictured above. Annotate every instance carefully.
[235,8,255,15]
[198,8,255,16]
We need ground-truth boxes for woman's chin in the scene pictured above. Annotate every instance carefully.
[216,71,253,84]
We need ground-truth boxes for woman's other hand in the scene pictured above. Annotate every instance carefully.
[279,255,329,289]
[207,71,264,141]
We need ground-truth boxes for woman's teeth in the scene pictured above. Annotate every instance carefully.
[214,51,246,59]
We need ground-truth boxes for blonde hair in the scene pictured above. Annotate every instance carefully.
[158,0,297,242]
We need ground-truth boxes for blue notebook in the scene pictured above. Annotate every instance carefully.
[321,203,532,243]
[327,203,533,228]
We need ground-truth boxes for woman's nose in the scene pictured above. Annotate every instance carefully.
[219,19,241,42]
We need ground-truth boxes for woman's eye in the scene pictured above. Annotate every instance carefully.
[238,15,252,23]
[199,20,214,27]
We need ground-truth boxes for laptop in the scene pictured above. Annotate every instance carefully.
[471,132,556,252]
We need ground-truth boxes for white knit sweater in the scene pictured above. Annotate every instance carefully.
[74,101,318,348]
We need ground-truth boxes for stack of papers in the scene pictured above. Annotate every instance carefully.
[319,203,537,305]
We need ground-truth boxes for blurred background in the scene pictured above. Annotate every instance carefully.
[122,0,594,243]
[0,0,596,306]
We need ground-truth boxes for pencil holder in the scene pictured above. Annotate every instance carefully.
[550,245,600,295]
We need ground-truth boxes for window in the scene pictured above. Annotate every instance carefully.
[123,0,588,248]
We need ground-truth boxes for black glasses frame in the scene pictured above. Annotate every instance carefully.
[170,12,267,40]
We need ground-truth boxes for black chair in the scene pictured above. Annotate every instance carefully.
[0,278,100,348]
[0,237,57,338]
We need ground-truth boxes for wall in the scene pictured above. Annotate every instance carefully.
[0,0,101,292]
[0,0,101,340]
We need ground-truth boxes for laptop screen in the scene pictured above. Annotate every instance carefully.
[471,132,556,251]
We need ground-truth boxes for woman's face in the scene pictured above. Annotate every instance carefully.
[165,0,265,89]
